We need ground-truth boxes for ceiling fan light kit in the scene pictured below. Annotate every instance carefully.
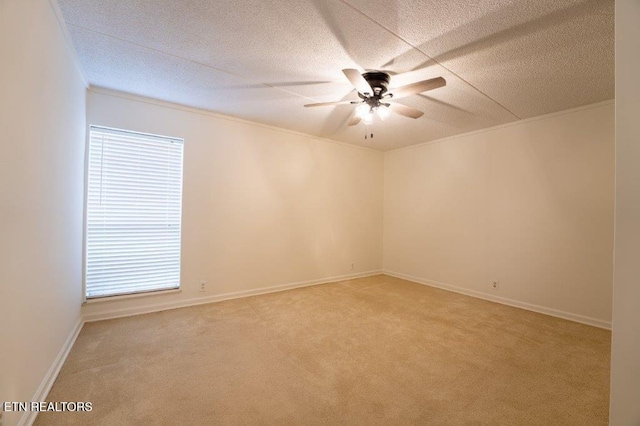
[304,69,446,135]
[375,105,390,120]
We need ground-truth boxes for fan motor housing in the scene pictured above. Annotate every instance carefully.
[362,71,391,95]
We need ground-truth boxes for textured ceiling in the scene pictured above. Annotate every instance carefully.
[57,0,614,151]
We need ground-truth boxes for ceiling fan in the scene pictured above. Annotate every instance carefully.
[304,69,446,126]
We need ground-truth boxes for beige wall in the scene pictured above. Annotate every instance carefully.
[0,0,86,425]
[610,0,640,423]
[82,89,384,320]
[384,102,614,327]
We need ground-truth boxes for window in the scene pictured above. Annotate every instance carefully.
[85,126,184,299]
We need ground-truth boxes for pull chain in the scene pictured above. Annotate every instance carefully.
[364,122,374,140]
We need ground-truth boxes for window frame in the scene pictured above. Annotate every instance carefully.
[82,125,185,301]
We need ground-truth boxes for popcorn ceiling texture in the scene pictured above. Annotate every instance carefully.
[57,0,614,150]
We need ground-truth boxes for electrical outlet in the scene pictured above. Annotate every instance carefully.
[351,262,355,270]
[491,280,499,290]
[199,281,207,292]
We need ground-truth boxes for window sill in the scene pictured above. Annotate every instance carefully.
[83,288,182,305]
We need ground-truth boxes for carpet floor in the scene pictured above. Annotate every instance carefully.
[35,275,610,425]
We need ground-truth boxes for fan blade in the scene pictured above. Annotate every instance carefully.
[388,77,446,99]
[348,115,361,126]
[388,103,424,119]
[304,100,357,107]
[343,69,373,95]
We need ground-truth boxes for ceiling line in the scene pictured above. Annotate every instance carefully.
[337,0,521,120]
[65,23,326,104]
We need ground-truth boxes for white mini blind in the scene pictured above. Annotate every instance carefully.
[86,126,184,299]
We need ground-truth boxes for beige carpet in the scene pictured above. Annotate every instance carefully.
[35,275,610,425]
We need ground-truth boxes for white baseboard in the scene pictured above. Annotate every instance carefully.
[19,318,85,426]
[84,270,383,322]
[383,270,612,330]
